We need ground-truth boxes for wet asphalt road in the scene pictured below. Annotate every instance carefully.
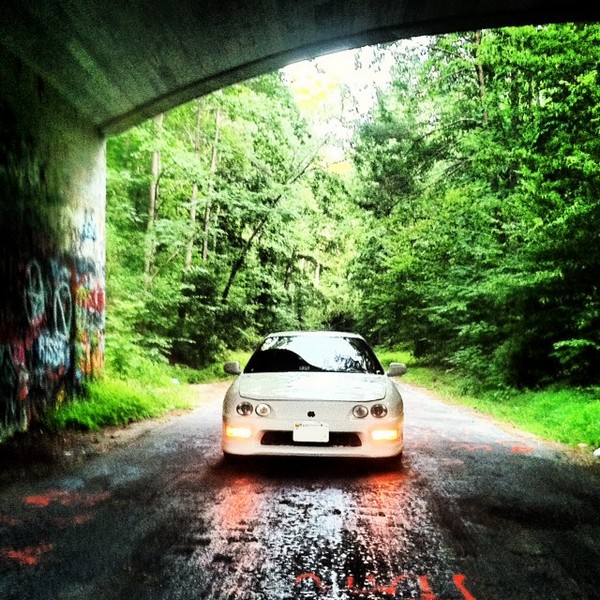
[1,381,599,600]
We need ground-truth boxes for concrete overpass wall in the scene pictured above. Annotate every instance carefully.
[0,45,106,440]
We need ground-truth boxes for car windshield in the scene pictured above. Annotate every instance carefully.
[244,334,384,374]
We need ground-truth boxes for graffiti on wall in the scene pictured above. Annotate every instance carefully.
[0,253,105,439]
[0,100,106,440]
[73,208,105,381]
[0,213,105,440]
[75,257,105,381]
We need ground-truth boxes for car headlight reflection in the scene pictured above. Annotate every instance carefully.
[236,402,254,416]
[255,403,271,417]
[352,405,369,418]
[371,404,388,418]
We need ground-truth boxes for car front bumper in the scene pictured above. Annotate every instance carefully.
[221,418,404,458]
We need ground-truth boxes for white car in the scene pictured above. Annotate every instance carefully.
[222,331,406,459]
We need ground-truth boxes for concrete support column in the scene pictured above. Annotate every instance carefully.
[0,45,106,440]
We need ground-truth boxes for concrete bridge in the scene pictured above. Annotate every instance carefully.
[1,1,599,439]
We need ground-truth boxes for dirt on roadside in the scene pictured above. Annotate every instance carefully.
[0,381,229,486]
[0,418,170,485]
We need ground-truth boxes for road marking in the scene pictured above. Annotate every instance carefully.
[294,571,478,598]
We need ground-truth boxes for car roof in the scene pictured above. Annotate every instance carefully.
[265,331,364,339]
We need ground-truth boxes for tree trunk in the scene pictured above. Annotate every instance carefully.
[212,204,221,254]
[284,248,296,290]
[221,213,269,303]
[185,99,203,269]
[144,113,164,288]
[202,106,221,261]
[185,183,199,269]
[473,30,488,126]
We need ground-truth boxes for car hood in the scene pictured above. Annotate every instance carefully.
[238,372,387,402]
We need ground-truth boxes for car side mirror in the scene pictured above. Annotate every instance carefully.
[224,361,242,375]
[387,362,407,377]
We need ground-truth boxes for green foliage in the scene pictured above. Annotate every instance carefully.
[104,23,600,411]
[481,388,600,447]
[350,23,600,390]
[373,347,413,369]
[43,344,252,431]
[106,71,360,370]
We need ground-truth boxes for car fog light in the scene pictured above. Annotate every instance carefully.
[371,428,399,441]
[225,425,252,439]
[256,403,271,417]
[353,405,369,418]
[371,404,388,418]
[236,402,254,416]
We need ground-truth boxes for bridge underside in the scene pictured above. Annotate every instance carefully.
[1,1,599,439]
[3,0,600,135]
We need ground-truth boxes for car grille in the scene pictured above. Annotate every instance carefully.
[260,431,362,447]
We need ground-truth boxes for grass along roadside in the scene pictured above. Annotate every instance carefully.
[43,378,196,432]
[42,351,251,433]
[378,348,600,450]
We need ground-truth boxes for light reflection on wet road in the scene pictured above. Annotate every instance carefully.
[1,381,599,599]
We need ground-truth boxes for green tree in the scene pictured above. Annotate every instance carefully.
[106,71,357,370]
[350,24,600,389]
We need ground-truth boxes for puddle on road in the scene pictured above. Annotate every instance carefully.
[154,459,477,600]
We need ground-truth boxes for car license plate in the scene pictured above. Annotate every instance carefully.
[293,422,329,443]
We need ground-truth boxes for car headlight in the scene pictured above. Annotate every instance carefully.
[236,402,254,416]
[371,428,399,441]
[371,404,388,418]
[255,403,271,417]
[352,405,369,418]
[225,425,252,439]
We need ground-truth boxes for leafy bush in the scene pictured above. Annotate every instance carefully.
[374,347,413,369]
[43,348,252,432]
[170,350,251,383]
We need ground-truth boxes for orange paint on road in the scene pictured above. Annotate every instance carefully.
[294,572,326,590]
[454,443,493,453]
[419,574,439,599]
[24,495,52,507]
[53,513,93,527]
[454,574,477,600]
[511,445,534,455]
[24,489,111,508]
[0,543,53,566]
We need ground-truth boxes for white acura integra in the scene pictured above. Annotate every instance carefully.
[222,331,407,459]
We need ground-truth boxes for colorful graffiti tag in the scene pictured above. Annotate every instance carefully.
[75,257,105,380]
[0,251,105,440]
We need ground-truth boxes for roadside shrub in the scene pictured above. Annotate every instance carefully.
[44,379,191,431]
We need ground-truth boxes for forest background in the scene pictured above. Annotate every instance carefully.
[79,23,600,447]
